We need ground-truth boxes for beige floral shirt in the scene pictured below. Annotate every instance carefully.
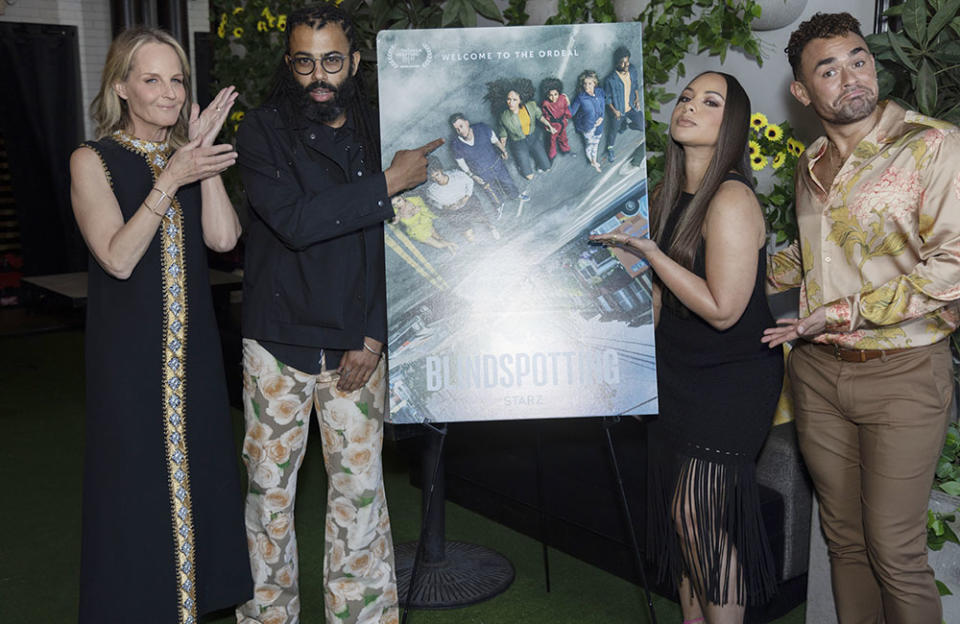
[768,101,960,349]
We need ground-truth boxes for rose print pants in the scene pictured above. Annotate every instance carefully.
[236,339,399,624]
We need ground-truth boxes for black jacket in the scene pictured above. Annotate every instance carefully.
[237,104,394,352]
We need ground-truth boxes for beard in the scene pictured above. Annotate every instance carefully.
[823,85,878,125]
[280,66,357,124]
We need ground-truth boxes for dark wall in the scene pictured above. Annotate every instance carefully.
[0,22,86,275]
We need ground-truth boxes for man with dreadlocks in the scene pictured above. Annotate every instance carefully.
[235,4,440,623]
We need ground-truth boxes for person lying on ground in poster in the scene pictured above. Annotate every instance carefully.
[603,45,644,163]
[487,78,554,180]
[539,77,573,161]
[424,156,501,242]
[591,71,781,624]
[391,194,458,255]
[570,69,605,173]
[448,112,529,217]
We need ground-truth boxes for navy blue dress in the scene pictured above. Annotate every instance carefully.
[78,133,252,623]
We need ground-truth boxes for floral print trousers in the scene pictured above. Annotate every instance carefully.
[236,339,399,624]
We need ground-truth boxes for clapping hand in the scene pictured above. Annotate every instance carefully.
[189,86,238,146]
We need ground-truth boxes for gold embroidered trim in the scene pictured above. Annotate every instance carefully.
[114,131,198,624]
[81,143,113,189]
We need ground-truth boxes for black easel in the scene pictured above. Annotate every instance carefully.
[535,424,551,593]
[603,416,659,624]
[396,422,514,623]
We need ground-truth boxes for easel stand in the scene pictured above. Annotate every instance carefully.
[602,416,659,624]
[396,423,514,623]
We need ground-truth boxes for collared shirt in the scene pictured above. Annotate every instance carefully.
[768,101,960,349]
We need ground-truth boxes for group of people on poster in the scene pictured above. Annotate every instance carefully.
[390,48,645,258]
[68,1,960,623]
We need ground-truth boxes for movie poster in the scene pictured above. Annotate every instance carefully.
[378,22,657,423]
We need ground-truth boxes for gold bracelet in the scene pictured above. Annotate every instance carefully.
[363,342,383,357]
[145,197,165,217]
[147,187,171,216]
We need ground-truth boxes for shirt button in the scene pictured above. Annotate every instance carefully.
[357,171,363,177]
[336,219,341,225]
[310,133,316,140]
[378,200,384,207]
[825,256,831,263]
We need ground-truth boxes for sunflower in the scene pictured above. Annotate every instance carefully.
[748,140,761,157]
[750,112,768,131]
[751,154,768,171]
[787,138,805,156]
[233,27,244,38]
[765,123,784,141]
[772,151,786,169]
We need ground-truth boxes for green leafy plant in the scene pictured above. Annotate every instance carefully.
[864,0,960,124]
[935,422,960,496]
[635,0,764,188]
[928,421,960,595]
[545,0,617,25]
[503,0,530,25]
[747,112,805,246]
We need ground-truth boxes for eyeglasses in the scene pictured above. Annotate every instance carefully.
[288,53,348,75]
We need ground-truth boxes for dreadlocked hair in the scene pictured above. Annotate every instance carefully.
[265,2,381,167]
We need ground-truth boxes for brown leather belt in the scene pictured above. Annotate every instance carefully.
[810,342,912,362]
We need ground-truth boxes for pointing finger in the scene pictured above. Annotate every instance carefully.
[419,138,444,154]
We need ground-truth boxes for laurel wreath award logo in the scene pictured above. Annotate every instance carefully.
[386,43,433,69]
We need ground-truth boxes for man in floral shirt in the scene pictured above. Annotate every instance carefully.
[765,12,960,624]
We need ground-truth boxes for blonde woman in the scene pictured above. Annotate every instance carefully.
[71,27,252,623]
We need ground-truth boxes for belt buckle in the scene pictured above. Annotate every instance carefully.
[833,344,843,361]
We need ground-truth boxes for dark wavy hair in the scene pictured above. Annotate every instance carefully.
[539,77,564,102]
[484,78,536,117]
[785,12,864,79]
[650,72,752,305]
[264,3,380,166]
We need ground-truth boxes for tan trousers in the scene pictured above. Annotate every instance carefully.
[789,340,953,624]
[236,339,399,624]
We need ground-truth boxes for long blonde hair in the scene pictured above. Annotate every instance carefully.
[90,27,192,148]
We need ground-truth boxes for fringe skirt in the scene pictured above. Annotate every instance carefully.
[646,428,778,607]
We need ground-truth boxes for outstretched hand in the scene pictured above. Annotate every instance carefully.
[761,307,827,348]
[589,232,657,256]
[189,86,239,147]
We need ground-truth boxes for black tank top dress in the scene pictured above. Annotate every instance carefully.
[647,173,783,607]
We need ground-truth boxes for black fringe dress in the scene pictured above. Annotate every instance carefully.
[647,177,782,607]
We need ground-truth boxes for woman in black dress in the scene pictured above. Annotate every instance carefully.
[70,27,252,623]
[592,72,781,623]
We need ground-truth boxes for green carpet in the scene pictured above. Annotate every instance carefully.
[0,330,805,623]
